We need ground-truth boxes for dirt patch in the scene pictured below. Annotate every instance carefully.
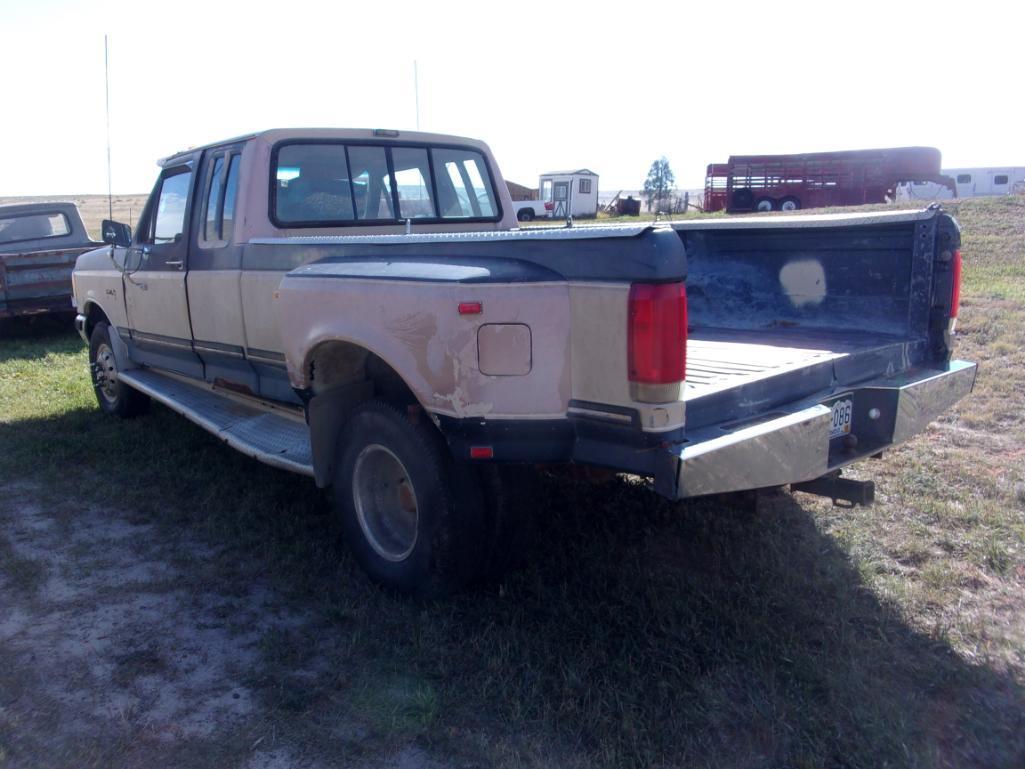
[0,482,436,769]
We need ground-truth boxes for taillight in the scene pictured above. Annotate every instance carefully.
[950,249,962,319]
[628,281,687,402]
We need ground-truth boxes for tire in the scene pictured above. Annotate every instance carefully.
[517,208,535,222]
[755,197,774,212]
[780,197,801,211]
[88,321,149,418]
[477,465,540,583]
[333,400,486,598]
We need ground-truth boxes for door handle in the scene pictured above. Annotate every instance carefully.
[166,259,183,268]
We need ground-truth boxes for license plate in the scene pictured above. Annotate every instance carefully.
[830,399,853,439]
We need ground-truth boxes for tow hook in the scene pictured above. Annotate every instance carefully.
[791,471,875,507]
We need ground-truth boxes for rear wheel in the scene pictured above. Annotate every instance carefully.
[779,197,801,211]
[333,400,486,598]
[517,208,535,222]
[755,197,774,212]
[88,321,149,418]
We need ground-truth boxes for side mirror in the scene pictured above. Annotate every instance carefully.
[102,219,132,248]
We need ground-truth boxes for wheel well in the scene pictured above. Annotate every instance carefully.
[307,340,418,407]
[83,302,110,339]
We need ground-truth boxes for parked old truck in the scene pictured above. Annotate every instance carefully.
[72,128,976,596]
[1,202,99,323]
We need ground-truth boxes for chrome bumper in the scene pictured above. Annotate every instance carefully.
[662,360,977,499]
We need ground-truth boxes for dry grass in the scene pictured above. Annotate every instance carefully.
[0,196,1023,768]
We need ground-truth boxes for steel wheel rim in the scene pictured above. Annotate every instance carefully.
[352,444,419,562]
[94,342,119,404]
[756,199,773,212]
[781,200,798,211]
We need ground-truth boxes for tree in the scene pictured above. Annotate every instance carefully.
[643,157,675,213]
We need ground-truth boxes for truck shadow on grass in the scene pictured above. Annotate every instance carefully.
[0,315,80,359]
[1,406,1023,769]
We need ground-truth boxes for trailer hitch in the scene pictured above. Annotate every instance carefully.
[791,472,875,507]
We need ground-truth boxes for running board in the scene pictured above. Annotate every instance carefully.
[118,369,314,477]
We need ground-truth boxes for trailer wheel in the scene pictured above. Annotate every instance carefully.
[755,197,774,212]
[517,208,535,222]
[88,321,149,418]
[780,197,801,211]
[333,400,486,598]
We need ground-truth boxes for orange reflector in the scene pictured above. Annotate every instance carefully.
[458,301,482,315]
[470,446,494,459]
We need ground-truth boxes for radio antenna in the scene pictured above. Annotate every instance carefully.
[104,35,112,221]
[413,60,420,130]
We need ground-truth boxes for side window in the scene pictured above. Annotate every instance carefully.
[392,147,436,219]
[150,169,192,244]
[203,157,224,241]
[956,174,972,184]
[579,178,592,194]
[222,155,240,241]
[993,174,1009,185]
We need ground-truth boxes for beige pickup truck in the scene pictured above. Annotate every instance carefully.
[73,128,975,596]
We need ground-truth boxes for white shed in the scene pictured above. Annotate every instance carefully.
[538,169,599,218]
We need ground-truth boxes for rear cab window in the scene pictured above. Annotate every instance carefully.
[271,141,500,227]
[0,211,71,244]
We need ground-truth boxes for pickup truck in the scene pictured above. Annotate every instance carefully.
[72,128,976,597]
[1,202,99,322]
[513,198,551,221]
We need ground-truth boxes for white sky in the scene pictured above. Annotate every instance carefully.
[1,0,1021,196]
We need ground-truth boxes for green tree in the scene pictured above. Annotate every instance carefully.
[643,157,675,212]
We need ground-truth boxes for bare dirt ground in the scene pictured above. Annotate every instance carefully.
[0,481,443,769]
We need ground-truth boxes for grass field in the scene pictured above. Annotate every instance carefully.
[1,196,1023,768]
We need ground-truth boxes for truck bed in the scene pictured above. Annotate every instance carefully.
[684,326,919,430]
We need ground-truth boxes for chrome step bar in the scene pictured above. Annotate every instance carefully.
[118,369,314,477]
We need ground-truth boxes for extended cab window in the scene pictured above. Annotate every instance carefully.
[149,169,192,243]
[271,142,499,226]
[202,153,241,243]
[222,155,240,241]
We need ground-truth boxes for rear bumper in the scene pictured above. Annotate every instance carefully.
[654,359,977,500]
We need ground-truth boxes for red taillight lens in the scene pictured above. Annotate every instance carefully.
[628,282,688,384]
[950,249,962,318]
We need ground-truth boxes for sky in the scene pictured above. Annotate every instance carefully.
[0,0,1021,196]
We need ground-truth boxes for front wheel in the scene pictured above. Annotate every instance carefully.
[88,321,149,418]
[333,400,486,598]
